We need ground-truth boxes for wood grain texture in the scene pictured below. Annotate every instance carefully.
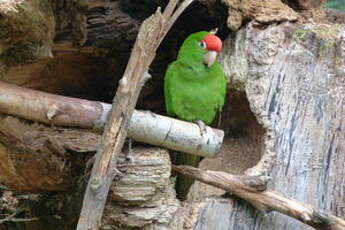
[102,148,180,229]
[0,116,98,191]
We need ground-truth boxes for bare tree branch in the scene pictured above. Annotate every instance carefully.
[0,81,222,157]
[76,1,194,229]
[173,165,345,230]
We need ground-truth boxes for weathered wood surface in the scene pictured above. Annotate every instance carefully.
[176,22,345,230]
[0,116,98,191]
[221,0,298,31]
[291,0,326,10]
[102,148,180,230]
[0,147,177,229]
[0,0,54,58]
[51,0,140,48]
[1,0,141,100]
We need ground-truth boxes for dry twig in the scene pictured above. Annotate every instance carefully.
[0,208,38,224]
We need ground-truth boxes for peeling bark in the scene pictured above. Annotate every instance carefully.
[102,148,179,230]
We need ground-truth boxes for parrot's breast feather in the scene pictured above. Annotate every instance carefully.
[164,61,226,125]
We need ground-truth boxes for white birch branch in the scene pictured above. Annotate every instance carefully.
[0,81,222,157]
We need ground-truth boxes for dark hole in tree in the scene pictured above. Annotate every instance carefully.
[218,90,264,175]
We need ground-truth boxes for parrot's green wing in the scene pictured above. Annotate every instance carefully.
[164,62,177,117]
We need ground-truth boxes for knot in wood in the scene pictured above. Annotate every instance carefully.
[90,176,102,191]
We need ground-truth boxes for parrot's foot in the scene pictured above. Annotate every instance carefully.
[125,138,134,163]
[195,120,207,136]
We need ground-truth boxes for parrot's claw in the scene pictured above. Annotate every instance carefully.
[196,120,207,137]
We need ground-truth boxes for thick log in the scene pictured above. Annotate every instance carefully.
[0,81,223,157]
[173,165,345,230]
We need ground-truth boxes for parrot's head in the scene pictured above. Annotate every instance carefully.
[177,31,222,68]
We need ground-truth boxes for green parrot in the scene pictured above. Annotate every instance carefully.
[164,31,227,199]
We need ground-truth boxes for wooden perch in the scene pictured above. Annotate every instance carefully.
[173,165,345,230]
[0,81,222,157]
[77,0,194,229]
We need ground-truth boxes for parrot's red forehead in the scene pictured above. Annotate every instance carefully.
[202,34,222,52]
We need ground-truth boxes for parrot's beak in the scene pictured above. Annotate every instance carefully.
[204,50,218,67]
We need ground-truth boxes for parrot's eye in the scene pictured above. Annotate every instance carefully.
[199,41,206,49]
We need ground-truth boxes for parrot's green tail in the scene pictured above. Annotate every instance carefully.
[175,152,201,200]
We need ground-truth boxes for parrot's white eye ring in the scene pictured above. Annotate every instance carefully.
[199,41,206,49]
